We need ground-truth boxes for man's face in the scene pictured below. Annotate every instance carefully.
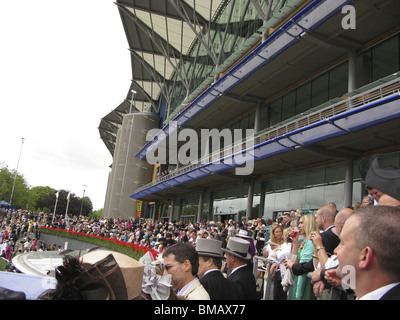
[368,188,383,201]
[315,210,324,230]
[225,253,234,270]
[163,254,184,290]
[282,215,290,224]
[197,256,208,278]
[335,215,361,279]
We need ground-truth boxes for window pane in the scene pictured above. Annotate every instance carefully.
[372,36,399,82]
[295,82,311,114]
[329,62,348,99]
[311,73,329,107]
[269,98,282,126]
[282,90,296,120]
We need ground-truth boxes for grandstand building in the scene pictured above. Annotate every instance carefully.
[99,0,400,221]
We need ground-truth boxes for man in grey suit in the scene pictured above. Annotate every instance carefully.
[196,238,240,300]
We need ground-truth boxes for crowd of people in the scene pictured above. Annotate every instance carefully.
[1,154,399,300]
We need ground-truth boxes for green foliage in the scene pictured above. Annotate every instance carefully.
[90,208,103,219]
[0,164,29,208]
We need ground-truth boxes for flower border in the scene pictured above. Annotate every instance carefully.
[40,226,158,261]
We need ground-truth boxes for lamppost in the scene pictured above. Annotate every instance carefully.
[129,89,137,113]
[9,138,25,206]
[79,185,87,216]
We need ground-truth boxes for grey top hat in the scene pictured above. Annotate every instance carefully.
[195,238,224,259]
[359,155,400,201]
[221,237,251,260]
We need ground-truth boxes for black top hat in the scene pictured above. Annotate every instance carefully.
[358,154,400,201]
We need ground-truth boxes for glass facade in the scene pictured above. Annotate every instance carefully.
[165,151,400,222]
[224,33,400,132]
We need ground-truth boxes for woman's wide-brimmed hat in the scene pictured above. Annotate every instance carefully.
[195,238,225,259]
[80,250,144,300]
[221,237,251,260]
[236,229,251,238]
[358,154,400,201]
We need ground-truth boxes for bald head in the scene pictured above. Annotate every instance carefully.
[315,205,337,230]
[335,207,353,235]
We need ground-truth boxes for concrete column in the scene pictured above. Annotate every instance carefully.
[246,181,255,219]
[104,112,159,219]
[169,198,176,222]
[258,182,266,218]
[344,156,354,208]
[208,192,214,221]
[255,103,262,133]
[178,199,184,221]
[348,48,357,92]
[197,191,205,223]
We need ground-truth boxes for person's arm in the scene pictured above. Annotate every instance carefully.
[310,231,329,269]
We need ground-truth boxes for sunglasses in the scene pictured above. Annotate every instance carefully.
[164,262,180,271]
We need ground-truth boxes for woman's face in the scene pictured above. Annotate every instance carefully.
[299,217,305,235]
[274,227,283,240]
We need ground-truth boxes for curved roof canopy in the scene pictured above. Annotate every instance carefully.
[99,0,302,155]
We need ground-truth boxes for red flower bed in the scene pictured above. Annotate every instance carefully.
[40,226,158,260]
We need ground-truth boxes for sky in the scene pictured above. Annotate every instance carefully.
[0,0,132,210]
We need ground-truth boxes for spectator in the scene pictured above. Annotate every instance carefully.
[310,207,353,297]
[326,205,400,299]
[162,242,210,300]
[359,154,400,203]
[196,238,240,300]
[313,205,340,255]
[222,237,257,300]
[268,226,292,300]
[378,193,400,207]
[284,212,318,300]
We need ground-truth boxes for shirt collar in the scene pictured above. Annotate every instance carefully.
[358,282,400,300]
[177,278,198,296]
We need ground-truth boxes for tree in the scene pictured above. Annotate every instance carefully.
[30,186,56,212]
[1,162,94,215]
[0,164,29,208]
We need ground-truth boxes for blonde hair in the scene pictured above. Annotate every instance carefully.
[282,228,290,241]
[300,214,318,239]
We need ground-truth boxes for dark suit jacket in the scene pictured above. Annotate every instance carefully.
[227,265,257,300]
[200,270,240,300]
[380,283,400,300]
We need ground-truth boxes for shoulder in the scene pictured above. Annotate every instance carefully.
[186,279,210,300]
[380,283,400,300]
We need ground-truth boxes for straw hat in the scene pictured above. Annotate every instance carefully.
[221,237,251,260]
[195,238,224,259]
[80,250,144,300]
